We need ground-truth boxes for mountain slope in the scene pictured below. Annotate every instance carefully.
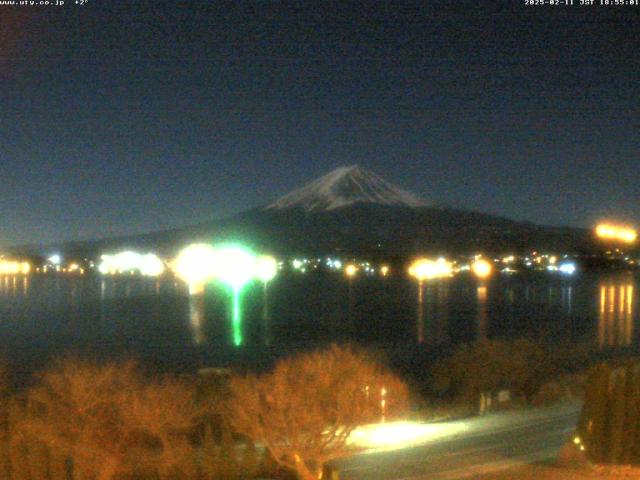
[10,166,595,258]
[266,165,427,211]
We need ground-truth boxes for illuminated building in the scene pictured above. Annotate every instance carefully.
[596,224,637,243]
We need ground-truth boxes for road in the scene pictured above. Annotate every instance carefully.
[336,402,581,480]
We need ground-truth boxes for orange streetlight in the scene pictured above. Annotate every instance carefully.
[471,258,492,279]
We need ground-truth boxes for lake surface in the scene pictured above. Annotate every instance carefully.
[0,271,637,378]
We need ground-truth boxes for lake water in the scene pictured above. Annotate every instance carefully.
[0,271,637,379]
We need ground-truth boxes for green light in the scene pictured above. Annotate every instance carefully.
[232,286,243,346]
[212,245,256,347]
[213,246,256,288]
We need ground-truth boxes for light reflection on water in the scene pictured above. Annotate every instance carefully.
[189,293,206,345]
[561,285,573,315]
[598,279,635,349]
[0,272,638,375]
[476,285,488,341]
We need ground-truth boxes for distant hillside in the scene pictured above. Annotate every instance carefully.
[7,166,597,259]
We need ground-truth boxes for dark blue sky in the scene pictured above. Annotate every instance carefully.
[1,1,638,246]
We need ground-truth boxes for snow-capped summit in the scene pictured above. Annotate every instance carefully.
[265,165,427,212]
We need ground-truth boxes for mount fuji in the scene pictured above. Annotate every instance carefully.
[265,165,427,212]
[24,165,593,259]
[210,165,591,257]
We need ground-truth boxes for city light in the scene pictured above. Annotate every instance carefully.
[139,254,165,277]
[173,244,218,291]
[408,258,453,281]
[345,264,358,277]
[48,254,62,265]
[471,258,492,279]
[0,260,31,275]
[558,262,577,275]
[380,265,390,277]
[596,223,637,243]
[255,255,278,283]
[99,251,165,277]
[212,246,256,289]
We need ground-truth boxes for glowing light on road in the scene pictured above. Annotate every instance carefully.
[380,265,390,277]
[596,223,637,243]
[471,259,492,279]
[348,421,468,452]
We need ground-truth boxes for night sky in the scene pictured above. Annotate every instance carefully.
[1,1,638,246]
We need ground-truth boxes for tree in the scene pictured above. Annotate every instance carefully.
[575,362,640,465]
[432,339,550,402]
[607,371,626,463]
[16,358,204,480]
[577,362,611,463]
[226,345,410,480]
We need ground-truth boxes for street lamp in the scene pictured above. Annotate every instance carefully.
[471,258,492,279]
[345,264,358,277]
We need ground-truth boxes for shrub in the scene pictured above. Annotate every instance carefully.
[432,339,550,402]
[226,344,410,480]
[14,358,205,480]
[575,362,640,465]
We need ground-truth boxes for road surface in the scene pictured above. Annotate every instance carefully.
[337,402,581,480]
